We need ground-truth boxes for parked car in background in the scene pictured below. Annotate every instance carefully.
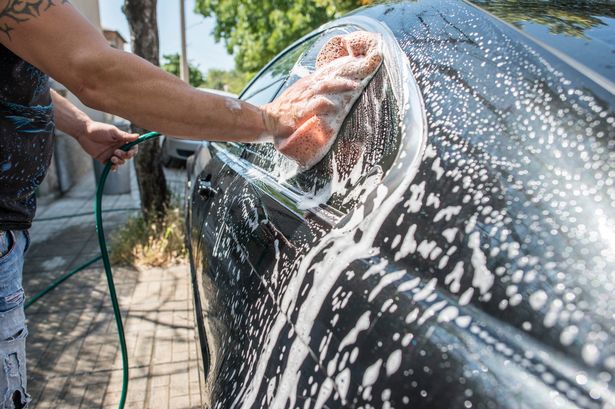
[161,88,236,167]
[186,1,615,408]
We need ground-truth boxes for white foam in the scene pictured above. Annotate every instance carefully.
[362,358,383,387]
[582,344,599,366]
[438,306,459,323]
[413,278,437,302]
[467,232,494,296]
[445,261,464,293]
[434,205,462,222]
[225,96,242,112]
[385,350,402,376]
[235,19,427,406]
[529,290,548,310]
[559,325,578,346]
[442,227,458,243]
[368,270,406,302]
[394,224,417,261]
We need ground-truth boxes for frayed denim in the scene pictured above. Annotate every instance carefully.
[0,230,30,409]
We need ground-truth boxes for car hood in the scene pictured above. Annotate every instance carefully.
[468,0,615,87]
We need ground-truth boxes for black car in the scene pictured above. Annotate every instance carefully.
[185,1,615,408]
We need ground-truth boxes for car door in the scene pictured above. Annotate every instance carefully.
[188,31,326,408]
[189,23,411,408]
[220,22,428,409]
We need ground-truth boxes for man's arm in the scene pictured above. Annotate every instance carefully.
[51,89,137,168]
[0,1,361,143]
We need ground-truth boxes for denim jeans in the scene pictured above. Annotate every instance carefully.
[0,230,30,409]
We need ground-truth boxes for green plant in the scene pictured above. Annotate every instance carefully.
[109,203,186,267]
[201,68,252,94]
[162,53,205,87]
[194,0,374,73]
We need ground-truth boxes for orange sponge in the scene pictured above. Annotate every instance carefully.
[276,31,383,169]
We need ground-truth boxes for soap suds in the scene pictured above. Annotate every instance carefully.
[276,31,384,169]
[225,96,242,112]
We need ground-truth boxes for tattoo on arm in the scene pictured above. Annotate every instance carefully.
[0,0,69,40]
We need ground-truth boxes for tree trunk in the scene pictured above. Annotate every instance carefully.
[123,0,169,221]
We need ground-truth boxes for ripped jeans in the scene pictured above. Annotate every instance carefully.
[0,230,30,409]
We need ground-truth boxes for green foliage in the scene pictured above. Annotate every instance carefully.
[201,68,252,94]
[109,203,186,267]
[162,53,205,87]
[194,0,373,73]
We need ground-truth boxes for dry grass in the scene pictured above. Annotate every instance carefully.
[109,204,186,267]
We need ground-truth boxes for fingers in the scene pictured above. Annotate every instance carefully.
[113,131,138,142]
[113,146,138,160]
[113,131,139,144]
[316,78,358,94]
[305,96,336,116]
[336,49,383,80]
[110,156,125,167]
[108,145,138,170]
[124,132,140,142]
[109,143,138,166]
[268,31,382,142]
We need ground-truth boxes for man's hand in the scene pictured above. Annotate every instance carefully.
[50,90,138,170]
[263,31,383,167]
[260,73,360,142]
[77,121,139,170]
[262,31,383,143]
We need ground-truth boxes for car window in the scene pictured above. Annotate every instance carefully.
[214,38,320,186]
[240,38,319,106]
[242,26,402,214]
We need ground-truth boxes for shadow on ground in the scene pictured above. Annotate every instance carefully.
[24,198,200,408]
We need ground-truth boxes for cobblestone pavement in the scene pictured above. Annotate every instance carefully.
[22,167,202,408]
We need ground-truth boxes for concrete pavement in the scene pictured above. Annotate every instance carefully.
[22,168,202,408]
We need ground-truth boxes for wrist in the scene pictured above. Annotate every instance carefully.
[259,105,277,142]
[261,103,292,144]
[80,118,95,141]
[67,114,93,144]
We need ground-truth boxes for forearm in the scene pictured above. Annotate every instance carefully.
[50,89,90,140]
[75,48,271,143]
[1,1,355,147]
[0,1,271,143]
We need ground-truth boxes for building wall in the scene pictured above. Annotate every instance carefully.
[104,30,127,51]
[70,0,102,29]
[39,0,118,196]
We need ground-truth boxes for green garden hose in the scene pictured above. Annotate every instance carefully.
[24,255,103,309]
[26,131,161,409]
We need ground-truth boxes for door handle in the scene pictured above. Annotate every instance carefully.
[197,177,218,199]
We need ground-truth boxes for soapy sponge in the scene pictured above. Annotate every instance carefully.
[276,31,383,169]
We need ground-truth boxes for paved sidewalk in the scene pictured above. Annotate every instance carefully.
[22,169,201,408]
